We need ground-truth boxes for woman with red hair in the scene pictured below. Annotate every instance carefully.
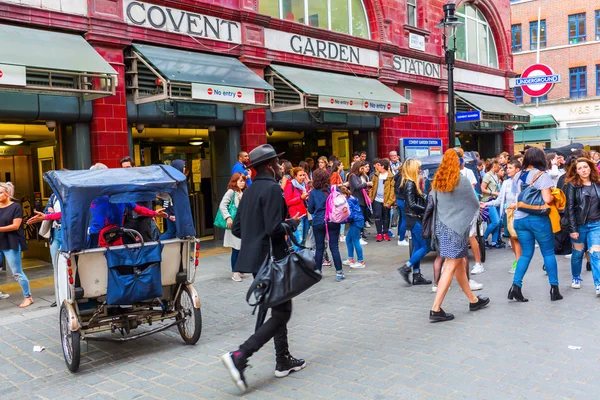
[429,149,490,322]
[219,173,248,282]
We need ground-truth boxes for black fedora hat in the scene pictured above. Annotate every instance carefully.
[246,144,285,169]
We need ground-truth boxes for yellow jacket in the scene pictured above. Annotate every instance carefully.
[369,172,396,207]
[549,187,566,233]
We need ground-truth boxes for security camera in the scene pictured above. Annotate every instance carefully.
[135,123,144,134]
[208,125,216,133]
[267,127,274,136]
[46,121,56,132]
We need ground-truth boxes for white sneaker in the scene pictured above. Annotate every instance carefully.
[565,254,572,259]
[0,291,9,300]
[571,277,582,289]
[431,285,438,293]
[397,239,409,247]
[339,235,346,242]
[350,261,366,269]
[365,222,371,228]
[469,279,483,291]
[231,273,242,282]
[360,238,368,245]
[342,259,354,266]
[596,285,600,296]
[471,263,485,275]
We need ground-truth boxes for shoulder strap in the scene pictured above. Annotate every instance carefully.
[529,171,545,186]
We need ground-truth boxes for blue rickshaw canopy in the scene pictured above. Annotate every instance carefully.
[44,165,196,251]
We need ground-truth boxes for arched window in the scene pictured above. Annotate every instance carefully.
[452,4,499,68]
[259,0,370,39]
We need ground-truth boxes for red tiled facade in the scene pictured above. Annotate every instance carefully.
[0,0,515,162]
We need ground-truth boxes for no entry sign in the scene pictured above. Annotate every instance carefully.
[511,63,560,97]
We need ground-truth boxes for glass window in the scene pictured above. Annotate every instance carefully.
[568,13,586,44]
[455,4,499,68]
[530,20,546,50]
[514,75,523,105]
[596,10,600,41]
[597,65,600,96]
[407,0,417,27]
[569,67,587,99]
[512,24,522,52]
[259,0,370,38]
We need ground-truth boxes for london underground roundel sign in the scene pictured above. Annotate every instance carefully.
[515,64,560,97]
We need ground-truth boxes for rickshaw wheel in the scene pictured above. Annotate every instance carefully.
[60,304,81,372]
[176,286,202,345]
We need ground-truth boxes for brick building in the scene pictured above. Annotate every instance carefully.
[511,0,600,150]
[0,0,518,246]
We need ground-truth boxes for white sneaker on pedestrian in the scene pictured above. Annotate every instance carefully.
[339,235,346,242]
[431,285,437,293]
[596,285,600,296]
[565,254,572,259]
[0,291,9,300]
[360,238,368,245]
[469,279,483,291]
[350,261,366,269]
[471,263,485,275]
[365,221,371,228]
[571,277,582,289]
[397,239,409,247]
[342,259,354,266]
[231,273,242,282]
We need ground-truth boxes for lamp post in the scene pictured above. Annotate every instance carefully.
[435,2,464,149]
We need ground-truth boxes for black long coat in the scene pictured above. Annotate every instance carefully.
[232,172,293,274]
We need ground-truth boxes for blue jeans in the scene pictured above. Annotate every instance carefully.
[293,216,309,251]
[408,222,429,273]
[571,220,600,286]
[159,218,177,240]
[513,215,558,287]
[231,248,240,272]
[50,227,63,303]
[313,222,342,272]
[346,225,364,262]
[396,199,407,241]
[1,246,31,298]
[484,206,500,243]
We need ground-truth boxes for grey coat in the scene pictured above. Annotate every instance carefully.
[433,175,479,238]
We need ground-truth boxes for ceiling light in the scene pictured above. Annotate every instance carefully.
[189,141,203,146]
[3,140,23,146]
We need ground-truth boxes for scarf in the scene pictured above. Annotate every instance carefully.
[291,179,307,193]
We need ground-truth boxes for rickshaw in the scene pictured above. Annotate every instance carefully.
[44,165,202,372]
[408,152,487,262]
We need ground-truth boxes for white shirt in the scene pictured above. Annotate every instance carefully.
[460,168,477,187]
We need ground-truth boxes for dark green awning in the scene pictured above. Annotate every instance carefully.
[520,114,557,129]
[0,24,117,100]
[456,91,530,124]
[128,44,273,107]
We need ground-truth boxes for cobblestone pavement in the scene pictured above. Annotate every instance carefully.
[0,237,598,400]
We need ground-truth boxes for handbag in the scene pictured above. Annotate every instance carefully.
[517,171,550,216]
[505,208,518,238]
[246,224,321,314]
[214,192,238,229]
[422,191,436,239]
[391,210,399,228]
[39,220,52,239]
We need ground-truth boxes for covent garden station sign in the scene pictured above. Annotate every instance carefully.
[123,1,441,77]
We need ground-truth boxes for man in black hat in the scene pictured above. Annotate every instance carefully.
[221,144,305,393]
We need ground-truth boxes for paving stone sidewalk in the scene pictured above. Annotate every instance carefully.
[0,237,598,400]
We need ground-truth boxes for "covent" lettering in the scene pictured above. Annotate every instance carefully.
[124,0,241,43]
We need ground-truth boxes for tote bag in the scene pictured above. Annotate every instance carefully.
[214,192,238,229]
[517,171,550,216]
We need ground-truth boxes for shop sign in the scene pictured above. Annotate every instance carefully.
[456,110,481,122]
[392,56,440,79]
[400,138,443,159]
[0,64,26,87]
[0,146,30,156]
[509,63,560,97]
[124,0,241,44]
[191,83,255,105]
[408,33,426,52]
[317,96,400,114]
[264,29,379,68]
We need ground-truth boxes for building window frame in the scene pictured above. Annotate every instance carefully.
[568,13,586,44]
[455,4,499,68]
[596,65,600,96]
[407,0,417,27]
[595,10,600,41]
[514,75,523,105]
[512,24,522,52]
[530,20,546,50]
[569,66,587,99]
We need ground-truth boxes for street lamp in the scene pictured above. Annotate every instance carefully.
[435,2,464,149]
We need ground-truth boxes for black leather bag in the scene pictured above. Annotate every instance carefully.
[421,191,439,251]
[246,224,321,312]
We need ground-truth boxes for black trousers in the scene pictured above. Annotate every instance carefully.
[239,299,292,363]
[372,201,390,234]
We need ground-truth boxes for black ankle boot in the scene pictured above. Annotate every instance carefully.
[550,285,563,301]
[412,273,432,285]
[507,284,528,302]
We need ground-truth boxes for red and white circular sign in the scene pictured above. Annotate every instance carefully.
[237,91,242,98]
[207,88,213,95]
[330,98,335,104]
[0,70,3,79]
[520,64,557,97]
[387,103,391,110]
[349,100,353,106]
[364,101,369,108]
